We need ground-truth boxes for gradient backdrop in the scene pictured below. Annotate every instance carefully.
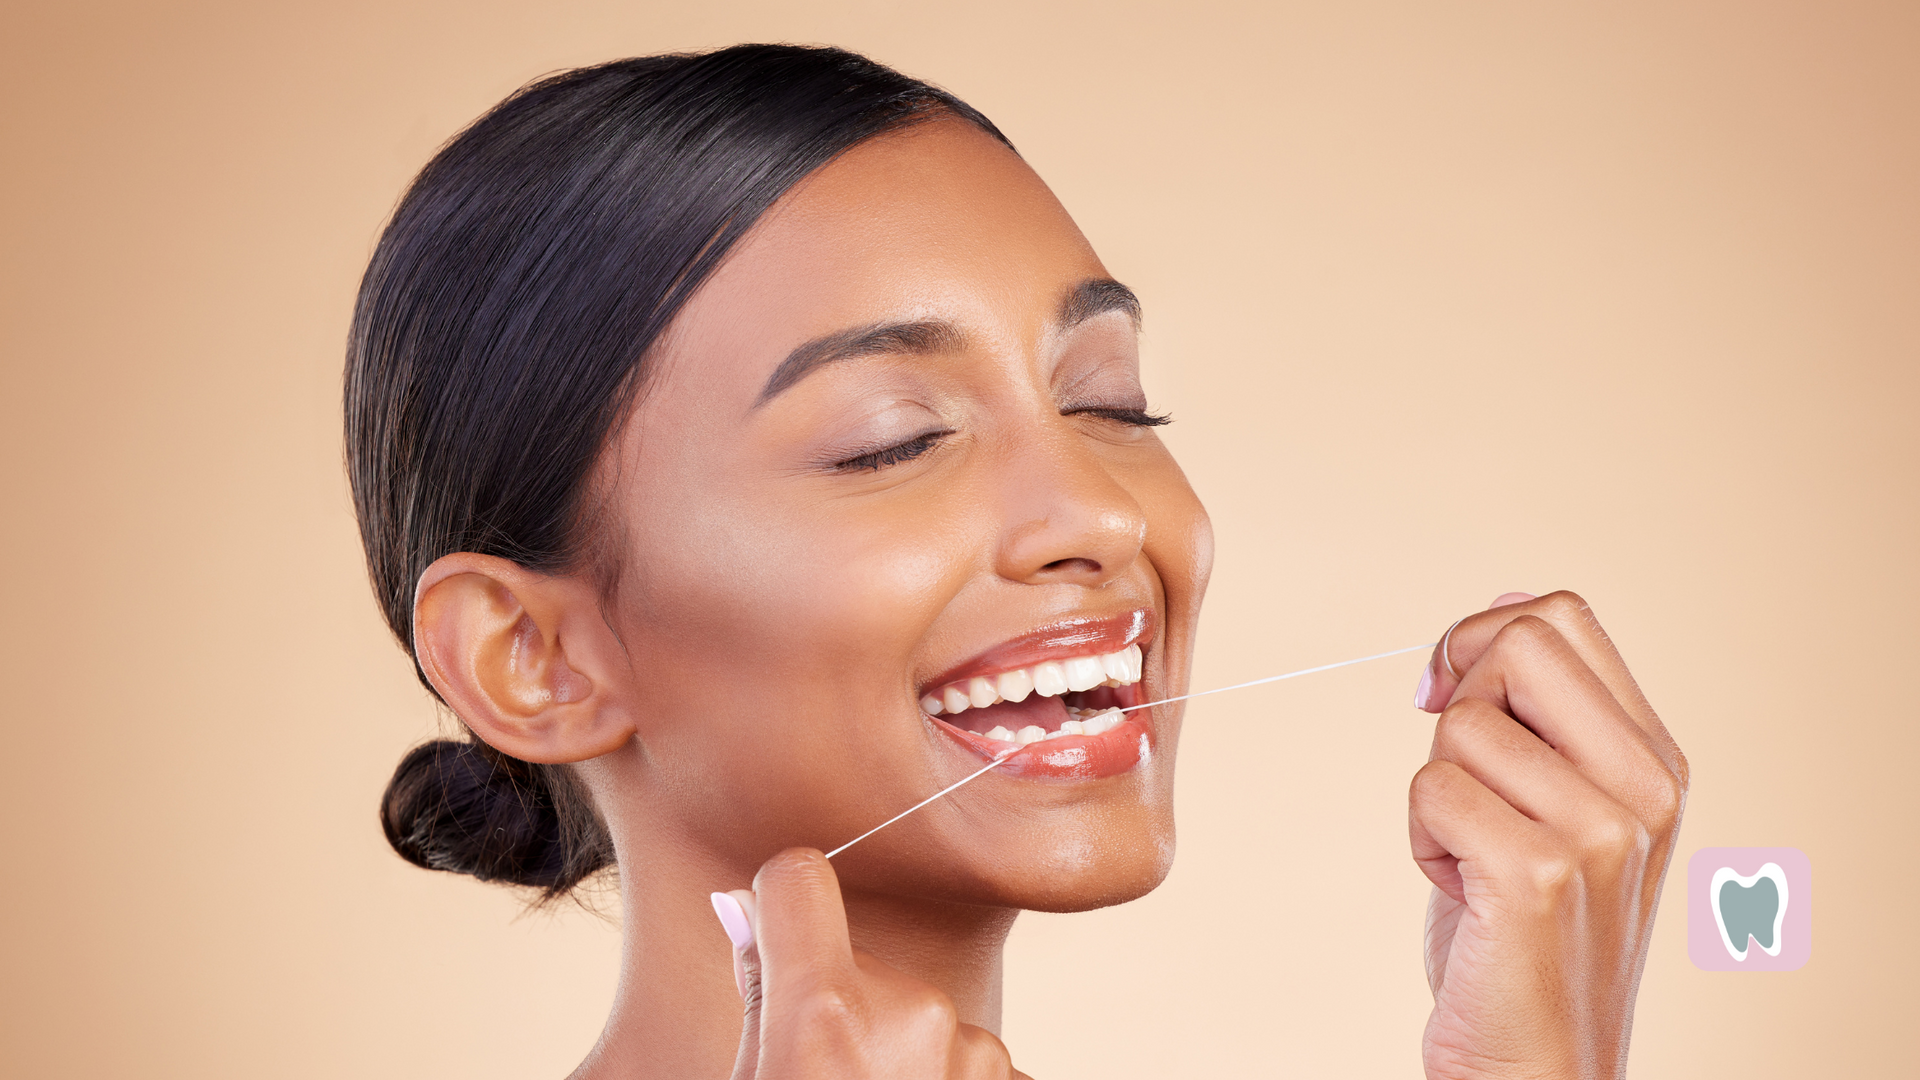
[3,1,1914,1076]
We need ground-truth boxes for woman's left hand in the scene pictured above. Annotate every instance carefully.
[1409,591,1689,1080]
[713,849,1026,1080]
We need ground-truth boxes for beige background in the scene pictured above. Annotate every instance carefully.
[3,1,1914,1076]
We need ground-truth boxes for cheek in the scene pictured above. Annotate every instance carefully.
[1137,454,1214,606]
[758,507,974,676]
[607,480,989,854]
[617,479,979,715]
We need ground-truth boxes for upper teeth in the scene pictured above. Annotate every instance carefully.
[919,644,1142,717]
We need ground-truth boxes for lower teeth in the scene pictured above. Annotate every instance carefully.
[979,707,1125,745]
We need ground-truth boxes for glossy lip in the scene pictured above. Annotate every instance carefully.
[918,608,1152,693]
[932,713,1152,780]
[919,607,1156,780]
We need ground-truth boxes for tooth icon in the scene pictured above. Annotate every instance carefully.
[1687,847,1811,972]
[1710,862,1789,962]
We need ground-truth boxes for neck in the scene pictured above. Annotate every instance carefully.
[571,831,1016,1079]
[842,887,1018,1030]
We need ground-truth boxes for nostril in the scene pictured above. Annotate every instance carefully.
[1041,557,1101,574]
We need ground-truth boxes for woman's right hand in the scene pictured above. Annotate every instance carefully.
[712,849,1025,1080]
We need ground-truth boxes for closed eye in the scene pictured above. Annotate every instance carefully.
[831,429,951,472]
[1064,405,1172,427]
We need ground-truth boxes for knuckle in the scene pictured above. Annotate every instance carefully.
[1524,849,1579,902]
[791,979,862,1031]
[1647,767,1687,830]
[1430,705,1469,752]
[1670,745,1693,793]
[1651,760,1681,810]
[1537,589,1591,623]
[1583,811,1647,867]
[912,984,959,1024]
[956,1025,1015,1073]
[1537,589,1618,645]
[896,985,961,1041]
[757,846,832,892]
[1615,740,1688,834]
[1409,759,1466,805]
[1491,614,1559,659]
[1432,698,1507,754]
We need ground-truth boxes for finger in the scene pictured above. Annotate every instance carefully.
[750,848,857,1000]
[1408,759,1545,905]
[712,889,757,999]
[1449,617,1686,835]
[1418,591,1684,783]
[1431,697,1654,868]
[1416,592,1532,713]
[1423,887,1466,995]
[1425,591,1649,729]
[950,1023,1018,1078]
[711,890,764,1080]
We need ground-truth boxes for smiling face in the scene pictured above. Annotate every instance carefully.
[594,118,1212,910]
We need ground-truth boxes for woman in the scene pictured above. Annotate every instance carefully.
[347,45,1686,1079]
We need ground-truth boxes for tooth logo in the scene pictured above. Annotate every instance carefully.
[1709,863,1787,960]
[1687,847,1812,972]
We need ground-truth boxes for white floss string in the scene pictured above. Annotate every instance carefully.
[823,752,1017,859]
[1110,642,1435,716]
[824,641,1435,859]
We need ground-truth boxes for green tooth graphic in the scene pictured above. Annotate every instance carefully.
[1711,862,1789,961]
[1718,878,1779,951]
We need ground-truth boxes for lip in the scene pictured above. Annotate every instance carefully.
[920,608,1152,692]
[933,714,1153,779]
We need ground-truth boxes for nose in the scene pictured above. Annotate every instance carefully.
[993,425,1148,588]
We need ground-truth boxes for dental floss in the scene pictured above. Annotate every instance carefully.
[824,749,1018,859]
[1112,642,1436,716]
[823,641,1437,859]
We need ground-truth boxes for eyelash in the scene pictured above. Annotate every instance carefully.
[1066,406,1173,427]
[829,407,1170,473]
[832,430,950,472]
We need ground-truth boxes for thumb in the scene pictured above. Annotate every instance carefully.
[749,847,857,995]
[711,889,763,1080]
[713,849,854,1080]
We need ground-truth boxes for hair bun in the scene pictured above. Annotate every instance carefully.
[380,739,608,895]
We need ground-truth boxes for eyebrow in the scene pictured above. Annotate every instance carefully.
[754,277,1142,406]
[1058,277,1142,332]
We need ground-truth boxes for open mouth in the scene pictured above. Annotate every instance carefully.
[919,644,1144,746]
[915,609,1154,778]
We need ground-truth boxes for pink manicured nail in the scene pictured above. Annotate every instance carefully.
[710,892,754,950]
[1489,591,1537,609]
[1414,664,1435,711]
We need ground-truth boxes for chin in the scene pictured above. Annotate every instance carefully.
[934,805,1179,914]
[1007,824,1178,913]
[840,794,1179,914]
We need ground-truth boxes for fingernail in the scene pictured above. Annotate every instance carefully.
[1489,591,1537,609]
[1414,664,1435,711]
[710,891,754,950]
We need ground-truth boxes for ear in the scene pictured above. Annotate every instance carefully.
[411,553,635,764]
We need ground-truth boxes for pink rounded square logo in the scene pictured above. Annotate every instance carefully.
[1687,846,1812,971]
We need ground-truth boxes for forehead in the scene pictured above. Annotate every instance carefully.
[648,119,1107,403]
[756,118,1091,280]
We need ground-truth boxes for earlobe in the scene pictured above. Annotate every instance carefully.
[411,553,634,764]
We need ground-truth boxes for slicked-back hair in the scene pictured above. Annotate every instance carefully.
[346,45,1011,899]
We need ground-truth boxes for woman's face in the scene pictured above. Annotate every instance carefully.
[599,119,1212,910]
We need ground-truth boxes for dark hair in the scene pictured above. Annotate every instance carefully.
[347,45,1010,898]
